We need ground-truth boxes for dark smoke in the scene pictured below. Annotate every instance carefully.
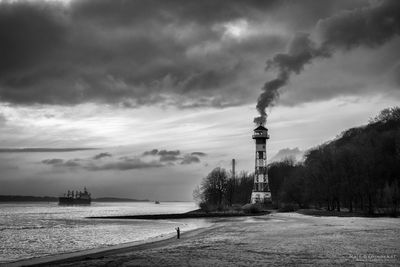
[254,33,328,125]
[254,73,287,125]
[255,0,400,124]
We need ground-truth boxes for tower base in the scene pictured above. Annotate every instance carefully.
[251,191,272,204]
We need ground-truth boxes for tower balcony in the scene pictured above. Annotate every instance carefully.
[252,132,270,139]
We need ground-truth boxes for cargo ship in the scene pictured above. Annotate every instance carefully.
[59,187,91,205]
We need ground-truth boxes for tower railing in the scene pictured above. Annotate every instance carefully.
[252,132,269,139]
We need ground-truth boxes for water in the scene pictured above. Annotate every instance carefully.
[0,201,207,263]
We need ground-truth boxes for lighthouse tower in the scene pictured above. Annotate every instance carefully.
[251,125,272,204]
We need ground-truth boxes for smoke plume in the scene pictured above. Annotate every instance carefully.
[255,0,400,125]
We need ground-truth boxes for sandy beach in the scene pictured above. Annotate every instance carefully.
[10,212,399,266]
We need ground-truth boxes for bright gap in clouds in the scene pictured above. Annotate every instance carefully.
[223,19,249,39]
[221,18,288,41]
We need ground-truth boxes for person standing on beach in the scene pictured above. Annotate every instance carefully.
[175,227,180,239]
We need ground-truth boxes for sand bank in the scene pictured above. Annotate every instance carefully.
[87,210,269,220]
[9,212,400,266]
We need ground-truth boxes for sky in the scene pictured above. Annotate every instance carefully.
[0,0,399,201]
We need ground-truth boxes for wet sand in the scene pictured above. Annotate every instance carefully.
[12,212,400,266]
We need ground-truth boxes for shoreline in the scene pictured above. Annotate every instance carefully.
[7,222,218,267]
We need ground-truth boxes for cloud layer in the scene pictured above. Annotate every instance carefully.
[0,148,96,153]
[42,148,206,171]
[0,0,283,108]
[2,0,395,112]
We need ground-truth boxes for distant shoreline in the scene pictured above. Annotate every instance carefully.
[0,195,149,202]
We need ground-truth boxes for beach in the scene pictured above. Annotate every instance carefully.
[12,212,400,266]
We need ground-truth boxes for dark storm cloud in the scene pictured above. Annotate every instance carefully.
[142,149,205,164]
[42,158,63,165]
[86,158,163,171]
[159,154,181,162]
[0,1,67,74]
[316,0,400,50]
[181,155,200,165]
[2,0,394,112]
[70,0,277,26]
[93,152,112,160]
[42,158,81,167]
[0,0,283,107]
[41,148,205,171]
[157,150,181,161]
[142,149,159,156]
[157,150,180,156]
[63,159,81,167]
[41,156,160,170]
[255,0,400,124]
[0,148,96,153]
[142,149,181,160]
[191,152,207,157]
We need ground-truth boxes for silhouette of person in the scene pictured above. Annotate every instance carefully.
[175,227,180,239]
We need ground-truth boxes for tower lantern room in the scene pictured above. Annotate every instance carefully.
[251,125,272,204]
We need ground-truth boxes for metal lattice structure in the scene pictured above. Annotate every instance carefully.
[251,125,272,204]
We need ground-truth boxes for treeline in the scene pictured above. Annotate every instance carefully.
[0,195,58,202]
[269,107,400,215]
[193,168,254,211]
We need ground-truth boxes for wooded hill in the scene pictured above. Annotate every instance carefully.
[269,107,400,215]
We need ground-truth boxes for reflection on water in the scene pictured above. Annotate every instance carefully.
[0,202,206,263]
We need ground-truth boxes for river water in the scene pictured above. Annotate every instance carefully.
[0,201,206,263]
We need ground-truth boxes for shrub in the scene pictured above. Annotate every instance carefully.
[242,203,262,214]
[278,203,297,212]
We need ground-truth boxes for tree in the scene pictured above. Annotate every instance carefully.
[231,171,254,204]
[369,107,400,124]
[193,168,254,211]
[268,158,296,207]
[200,167,228,208]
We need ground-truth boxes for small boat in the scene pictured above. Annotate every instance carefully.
[59,187,91,205]
[155,201,160,204]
